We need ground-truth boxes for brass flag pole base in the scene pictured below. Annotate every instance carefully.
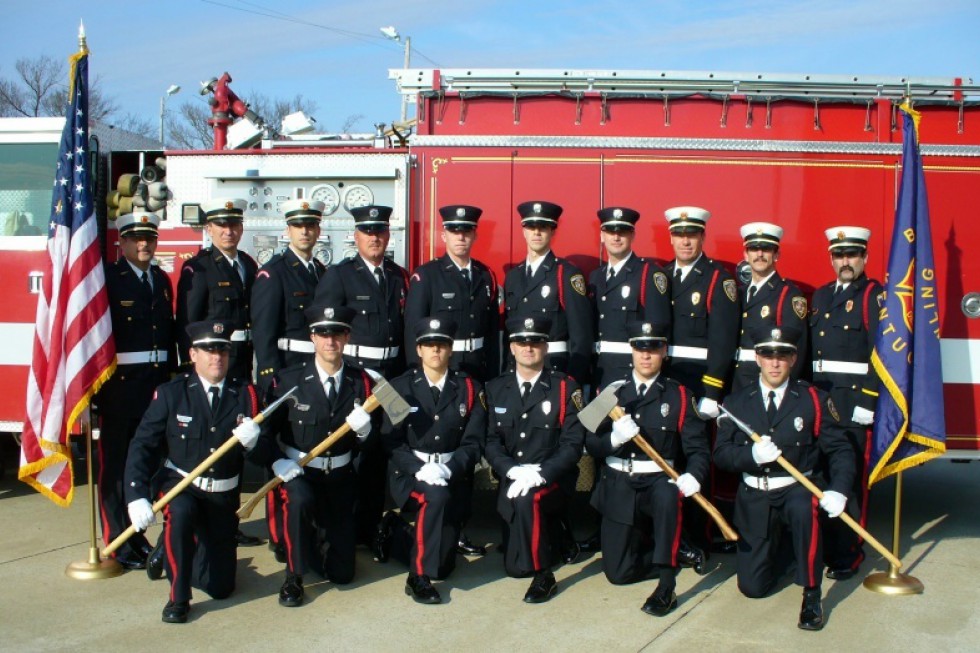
[863,568,923,595]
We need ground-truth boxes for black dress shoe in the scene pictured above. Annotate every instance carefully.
[373,511,397,563]
[146,540,165,581]
[405,574,442,604]
[798,589,824,631]
[825,566,857,581]
[676,540,708,575]
[523,571,557,604]
[114,549,147,571]
[279,574,304,607]
[576,532,601,554]
[235,529,263,547]
[270,541,288,564]
[161,600,190,624]
[134,539,155,559]
[641,586,678,617]
[456,533,487,557]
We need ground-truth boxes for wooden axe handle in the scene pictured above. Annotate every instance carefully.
[609,406,739,542]
[236,394,381,519]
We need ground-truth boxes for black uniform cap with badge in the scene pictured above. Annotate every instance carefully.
[752,325,801,356]
[439,205,482,232]
[114,210,160,238]
[282,198,324,226]
[201,197,247,226]
[186,319,234,352]
[740,221,783,252]
[664,206,710,235]
[351,205,393,234]
[825,226,871,257]
[415,317,458,344]
[506,316,552,343]
[628,321,669,351]
[304,304,356,335]
[517,200,562,229]
[598,206,640,233]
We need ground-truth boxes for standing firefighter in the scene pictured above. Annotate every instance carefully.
[809,226,883,580]
[713,326,854,631]
[94,210,175,570]
[124,320,263,624]
[484,316,585,603]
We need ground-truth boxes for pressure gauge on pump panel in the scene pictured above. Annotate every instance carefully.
[309,184,341,216]
[343,184,374,212]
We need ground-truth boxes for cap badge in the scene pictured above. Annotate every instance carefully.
[524,318,534,330]
[680,211,689,219]
[325,308,335,319]
[533,203,542,213]
[368,208,378,218]
[301,201,309,210]
[642,323,652,335]
[837,230,845,240]
[456,207,466,217]
[224,201,234,210]
[213,323,224,334]
[430,319,440,329]
[756,227,763,235]
[613,208,623,218]
[140,215,149,223]
[771,328,782,340]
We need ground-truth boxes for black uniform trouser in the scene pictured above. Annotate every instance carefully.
[228,341,253,383]
[97,413,150,556]
[500,482,566,577]
[281,465,357,583]
[600,473,683,585]
[399,482,463,579]
[160,485,239,604]
[823,422,870,571]
[734,483,823,598]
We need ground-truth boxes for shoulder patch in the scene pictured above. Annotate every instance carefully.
[792,296,807,320]
[722,278,737,303]
[826,397,840,422]
[653,271,668,295]
[571,388,584,411]
[570,273,587,296]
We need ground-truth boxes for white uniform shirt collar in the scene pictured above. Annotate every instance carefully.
[632,371,659,395]
[515,370,543,390]
[525,251,552,276]
[759,378,789,408]
[674,253,703,283]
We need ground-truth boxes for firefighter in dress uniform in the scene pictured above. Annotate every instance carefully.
[810,226,883,580]
[255,304,375,608]
[484,316,585,604]
[731,222,808,391]
[124,320,264,624]
[502,201,593,383]
[713,326,854,631]
[94,210,175,570]
[175,197,262,548]
[377,317,487,604]
[585,321,708,617]
[403,204,499,556]
[314,205,409,546]
[251,199,327,563]
[664,206,739,563]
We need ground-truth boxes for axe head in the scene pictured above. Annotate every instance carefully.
[578,379,627,433]
[365,369,411,425]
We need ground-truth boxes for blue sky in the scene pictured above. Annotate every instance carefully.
[2,0,978,135]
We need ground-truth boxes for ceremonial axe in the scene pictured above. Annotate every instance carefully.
[578,380,738,541]
[237,369,411,519]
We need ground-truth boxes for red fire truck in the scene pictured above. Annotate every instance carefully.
[2,69,978,458]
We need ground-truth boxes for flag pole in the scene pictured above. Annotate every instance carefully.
[863,470,923,594]
[65,407,122,579]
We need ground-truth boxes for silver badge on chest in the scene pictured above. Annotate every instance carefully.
[542,400,552,416]
[541,285,551,299]
[459,403,467,417]
[794,416,804,432]
[661,403,670,417]
[621,285,630,299]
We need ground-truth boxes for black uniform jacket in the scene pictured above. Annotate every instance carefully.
[666,255,739,399]
[484,370,585,515]
[253,360,375,467]
[314,256,409,352]
[96,259,175,415]
[124,373,261,502]
[735,272,808,382]
[175,247,257,366]
[251,248,325,388]
[809,273,884,417]
[380,368,487,506]
[585,376,709,526]
[503,251,593,382]
[404,254,501,378]
[589,254,672,345]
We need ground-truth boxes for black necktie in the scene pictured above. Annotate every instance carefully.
[308,262,318,282]
[461,268,472,289]
[747,285,757,303]
[209,386,220,414]
[232,260,245,284]
[141,271,152,301]
[431,385,441,405]
[607,267,616,283]
[522,381,532,402]
[324,376,335,411]
[638,383,647,398]
[674,267,683,283]
[525,264,533,281]
[767,390,777,424]
[375,266,385,290]
[834,284,843,296]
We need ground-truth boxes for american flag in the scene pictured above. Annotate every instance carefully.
[18,48,116,506]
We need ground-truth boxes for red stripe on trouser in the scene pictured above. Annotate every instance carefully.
[670,493,684,567]
[163,503,178,603]
[859,427,872,532]
[281,486,296,572]
[266,490,279,545]
[531,484,559,571]
[410,490,427,575]
[96,440,113,547]
[806,495,820,587]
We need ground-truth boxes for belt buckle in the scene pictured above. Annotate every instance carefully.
[326,456,333,472]
[627,458,633,476]
[816,360,823,372]
[204,477,214,492]
[149,349,159,363]
[762,476,769,491]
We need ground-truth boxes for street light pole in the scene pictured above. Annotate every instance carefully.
[159,84,181,145]
[380,26,411,124]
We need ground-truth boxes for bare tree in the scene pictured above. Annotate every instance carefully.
[167,101,214,150]
[341,113,365,134]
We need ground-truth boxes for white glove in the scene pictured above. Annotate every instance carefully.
[415,463,448,486]
[672,473,701,497]
[852,406,875,425]
[506,477,533,499]
[127,498,155,532]
[233,417,261,450]
[610,415,640,447]
[346,404,372,439]
[698,397,720,419]
[272,458,303,483]
[524,467,546,488]
[751,435,782,465]
[436,462,452,480]
[820,490,848,518]
[506,464,542,484]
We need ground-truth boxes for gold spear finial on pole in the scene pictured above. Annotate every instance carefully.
[78,20,88,54]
